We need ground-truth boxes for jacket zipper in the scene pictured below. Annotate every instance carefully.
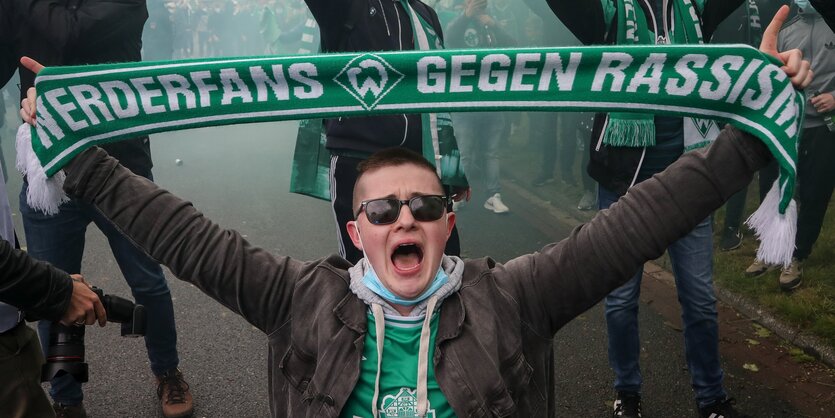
[595,115,609,152]
[400,115,409,147]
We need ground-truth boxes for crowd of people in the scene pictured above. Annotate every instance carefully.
[0,1,832,418]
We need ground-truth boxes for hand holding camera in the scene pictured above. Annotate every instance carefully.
[43,287,147,383]
[60,274,107,327]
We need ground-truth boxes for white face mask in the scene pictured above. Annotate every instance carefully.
[795,0,809,10]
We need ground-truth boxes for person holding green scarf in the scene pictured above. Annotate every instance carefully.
[17,8,812,415]
[303,0,466,263]
[536,0,749,417]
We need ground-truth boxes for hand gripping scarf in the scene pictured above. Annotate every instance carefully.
[16,45,804,266]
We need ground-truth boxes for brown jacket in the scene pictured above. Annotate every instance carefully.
[62,127,771,417]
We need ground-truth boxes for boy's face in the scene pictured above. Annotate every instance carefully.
[347,164,455,302]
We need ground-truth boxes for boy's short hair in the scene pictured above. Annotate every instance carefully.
[353,148,445,210]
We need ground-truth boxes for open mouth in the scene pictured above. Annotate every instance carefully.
[391,243,424,272]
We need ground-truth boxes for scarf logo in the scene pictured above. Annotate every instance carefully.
[335,54,404,110]
[692,118,716,139]
[378,388,435,418]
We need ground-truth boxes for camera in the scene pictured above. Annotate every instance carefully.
[41,287,146,383]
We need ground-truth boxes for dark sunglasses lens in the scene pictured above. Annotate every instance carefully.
[410,196,446,221]
[365,199,400,224]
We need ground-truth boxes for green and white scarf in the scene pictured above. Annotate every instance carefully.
[605,0,722,150]
[16,44,803,265]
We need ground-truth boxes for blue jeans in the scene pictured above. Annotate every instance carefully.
[20,180,179,406]
[599,187,725,407]
[452,112,505,196]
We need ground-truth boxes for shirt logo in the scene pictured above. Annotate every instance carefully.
[335,54,404,110]
[379,388,436,418]
[826,41,835,50]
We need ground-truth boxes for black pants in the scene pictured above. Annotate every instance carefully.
[329,154,461,264]
[758,125,835,260]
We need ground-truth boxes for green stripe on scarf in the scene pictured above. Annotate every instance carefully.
[20,45,804,265]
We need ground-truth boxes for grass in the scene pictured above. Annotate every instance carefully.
[713,186,835,349]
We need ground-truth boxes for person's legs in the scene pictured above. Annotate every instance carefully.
[793,126,835,261]
[452,113,479,189]
[558,113,579,185]
[482,112,506,197]
[0,324,56,418]
[329,154,364,264]
[719,185,747,251]
[600,187,643,395]
[667,216,726,407]
[532,112,557,184]
[19,185,88,407]
[86,202,180,376]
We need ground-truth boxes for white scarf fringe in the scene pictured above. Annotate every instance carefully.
[745,180,797,267]
[15,124,68,215]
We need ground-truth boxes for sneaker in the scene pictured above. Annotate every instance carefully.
[744,259,778,277]
[53,403,87,418]
[779,258,802,292]
[698,397,751,418]
[532,174,555,187]
[484,193,510,214]
[612,391,642,418]
[577,190,596,211]
[156,368,194,418]
[719,227,743,251]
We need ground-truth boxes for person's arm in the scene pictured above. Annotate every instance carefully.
[21,0,148,52]
[0,239,104,326]
[700,0,747,41]
[498,3,808,338]
[61,147,310,334]
[497,126,770,336]
[532,0,609,45]
[811,0,835,32]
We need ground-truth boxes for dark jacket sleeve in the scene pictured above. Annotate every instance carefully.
[0,1,17,88]
[536,0,607,45]
[811,0,835,32]
[498,127,772,336]
[0,239,74,321]
[62,150,309,335]
[702,0,747,41]
[21,0,148,52]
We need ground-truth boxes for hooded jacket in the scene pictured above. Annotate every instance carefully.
[8,0,153,176]
[305,0,445,155]
[778,6,835,128]
[59,126,771,417]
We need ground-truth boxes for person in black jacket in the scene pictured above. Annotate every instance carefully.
[528,1,748,417]
[0,236,106,418]
[304,0,465,263]
[811,0,835,31]
[0,65,104,415]
[5,1,193,417]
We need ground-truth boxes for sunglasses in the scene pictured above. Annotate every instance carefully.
[355,195,449,225]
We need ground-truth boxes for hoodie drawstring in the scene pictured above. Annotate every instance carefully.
[369,295,439,417]
[416,295,439,417]
[371,304,386,418]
